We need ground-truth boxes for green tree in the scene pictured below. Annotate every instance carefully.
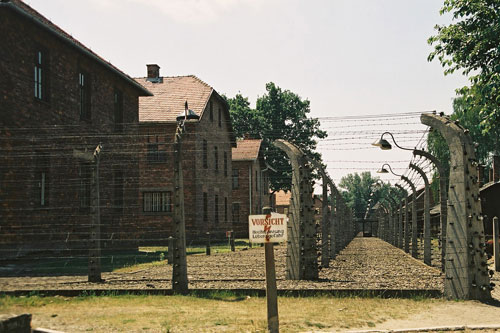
[338,172,393,220]
[227,82,327,191]
[226,94,263,139]
[428,0,500,136]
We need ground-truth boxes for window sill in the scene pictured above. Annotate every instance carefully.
[34,97,50,107]
[142,212,173,216]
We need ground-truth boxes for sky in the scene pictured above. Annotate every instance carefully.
[24,0,469,191]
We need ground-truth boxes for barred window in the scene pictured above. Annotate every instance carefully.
[215,195,219,224]
[214,146,218,173]
[79,71,91,121]
[224,152,228,177]
[232,168,239,189]
[34,49,49,101]
[203,192,208,223]
[203,140,208,169]
[232,203,240,224]
[143,191,172,212]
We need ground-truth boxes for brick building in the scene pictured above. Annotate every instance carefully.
[0,0,152,257]
[231,138,271,237]
[275,190,292,215]
[135,65,236,243]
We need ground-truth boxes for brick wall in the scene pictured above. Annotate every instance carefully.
[231,159,270,238]
[0,6,144,256]
[137,94,234,244]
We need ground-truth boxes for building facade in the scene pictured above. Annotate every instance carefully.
[135,65,236,243]
[231,139,271,237]
[0,0,151,257]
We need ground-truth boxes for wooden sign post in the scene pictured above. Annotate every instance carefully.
[249,208,287,333]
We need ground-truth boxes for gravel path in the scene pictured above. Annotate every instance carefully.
[0,237,444,292]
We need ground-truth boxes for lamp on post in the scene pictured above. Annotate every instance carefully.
[372,132,415,151]
[172,101,200,294]
[373,131,448,271]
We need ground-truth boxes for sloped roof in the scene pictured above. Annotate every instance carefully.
[2,0,151,96]
[232,139,262,161]
[275,190,291,206]
[135,75,214,122]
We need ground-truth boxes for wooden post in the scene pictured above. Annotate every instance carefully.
[263,207,279,333]
[230,231,235,252]
[73,145,102,283]
[172,125,188,294]
[88,145,102,282]
[494,217,500,272]
[168,236,174,264]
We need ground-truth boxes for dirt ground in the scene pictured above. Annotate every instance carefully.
[3,236,500,332]
[0,237,444,292]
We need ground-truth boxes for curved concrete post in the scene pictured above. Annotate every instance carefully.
[273,140,318,280]
[421,113,490,300]
[321,177,330,268]
[414,149,448,271]
[410,163,431,266]
[329,184,337,259]
[402,176,418,259]
[386,196,398,246]
[380,202,391,242]
[304,157,337,265]
[395,184,407,250]
[396,184,410,253]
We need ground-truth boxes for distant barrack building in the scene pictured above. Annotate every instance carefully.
[0,0,152,257]
[231,138,271,237]
[135,65,237,242]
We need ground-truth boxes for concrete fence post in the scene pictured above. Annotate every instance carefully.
[421,113,490,300]
[410,163,431,266]
[273,140,318,280]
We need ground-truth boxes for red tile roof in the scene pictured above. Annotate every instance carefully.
[232,139,262,161]
[135,75,214,123]
[275,190,291,206]
[3,0,151,96]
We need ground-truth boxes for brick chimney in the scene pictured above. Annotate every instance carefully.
[478,165,485,187]
[146,64,161,82]
[493,155,500,182]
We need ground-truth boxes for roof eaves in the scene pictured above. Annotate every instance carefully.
[2,1,153,97]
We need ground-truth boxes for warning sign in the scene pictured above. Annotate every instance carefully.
[248,213,287,244]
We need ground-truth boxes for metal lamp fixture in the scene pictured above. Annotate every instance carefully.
[176,101,200,123]
[377,163,402,177]
[372,132,414,151]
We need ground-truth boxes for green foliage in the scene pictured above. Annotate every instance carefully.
[338,172,394,219]
[428,0,500,137]
[227,82,327,191]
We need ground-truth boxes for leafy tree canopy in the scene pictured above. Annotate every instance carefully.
[428,0,500,135]
[338,172,398,220]
[226,82,327,191]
